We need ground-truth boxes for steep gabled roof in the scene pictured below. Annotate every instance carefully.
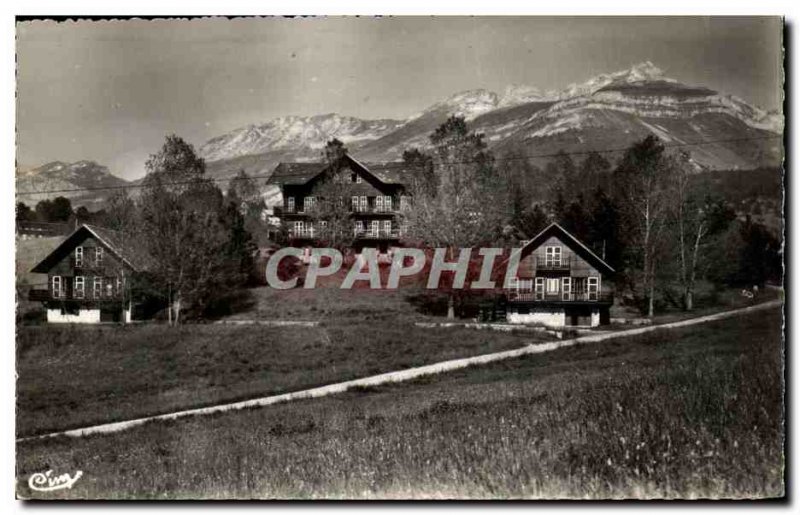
[267,154,411,187]
[512,222,615,275]
[30,224,153,274]
[267,162,327,186]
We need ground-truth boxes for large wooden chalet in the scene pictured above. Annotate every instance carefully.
[29,224,150,323]
[505,223,615,328]
[268,153,411,254]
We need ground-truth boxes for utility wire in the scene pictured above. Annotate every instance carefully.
[15,134,782,197]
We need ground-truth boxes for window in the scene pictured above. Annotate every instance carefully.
[306,222,315,238]
[351,196,359,211]
[106,279,114,298]
[384,196,393,211]
[588,277,600,301]
[562,277,572,301]
[354,220,364,235]
[370,220,380,236]
[546,278,560,295]
[518,279,533,292]
[95,247,104,266]
[545,246,562,266]
[376,196,384,212]
[287,197,295,213]
[93,277,102,299]
[75,246,84,267]
[383,220,392,235]
[51,276,63,299]
[74,276,85,299]
[359,196,368,212]
[293,221,304,236]
[534,277,545,300]
[320,220,328,230]
[304,196,315,212]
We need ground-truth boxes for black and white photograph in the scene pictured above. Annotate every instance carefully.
[10,12,787,501]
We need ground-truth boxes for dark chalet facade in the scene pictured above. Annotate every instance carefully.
[29,224,150,323]
[268,153,411,255]
[505,223,615,328]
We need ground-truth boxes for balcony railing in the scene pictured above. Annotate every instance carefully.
[535,257,571,271]
[28,289,123,302]
[507,290,612,303]
[351,205,397,214]
[290,228,316,238]
[353,228,400,239]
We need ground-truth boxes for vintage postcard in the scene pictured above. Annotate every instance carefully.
[14,16,784,500]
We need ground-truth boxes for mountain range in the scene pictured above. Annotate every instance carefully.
[17,62,783,207]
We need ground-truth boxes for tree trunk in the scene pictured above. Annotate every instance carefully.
[173,297,182,325]
[447,294,455,319]
[648,279,655,318]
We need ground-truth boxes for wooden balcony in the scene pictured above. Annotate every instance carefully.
[353,228,400,239]
[535,257,571,271]
[28,289,124,302]
[289,228,317,239]
[507,290,613,303]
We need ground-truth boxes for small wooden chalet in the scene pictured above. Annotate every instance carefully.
[505,223,615,328]
[268,153,412,255]
[28,224,151,323]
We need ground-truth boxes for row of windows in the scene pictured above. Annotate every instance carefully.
[51,275,124,299]
[285,195,409,213]
[74,246,104,267]
[291,220,397,236]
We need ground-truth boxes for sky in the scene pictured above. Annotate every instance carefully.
[16,16,783,181]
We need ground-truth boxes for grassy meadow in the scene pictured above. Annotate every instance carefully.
[16,307,784,499]
[16,287,553,437]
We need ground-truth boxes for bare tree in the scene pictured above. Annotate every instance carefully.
[305,176,354,250]
[402,116,510,318]
[614,136,673,318]
[227,169,265,220]
[671,153,736,310]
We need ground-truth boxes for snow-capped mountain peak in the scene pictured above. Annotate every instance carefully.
[498,84,548,107]
[418,89,500,120]
[198,113,405,162]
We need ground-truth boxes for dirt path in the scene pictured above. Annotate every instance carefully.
[17,299,782,443]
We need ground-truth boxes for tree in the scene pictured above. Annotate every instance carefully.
[545,151,577,215]
[498,150,542,237]
[402,148,436,196]
[587,187,623,269]
[303,140,357,249]
[402,115,510,318]
[35,196,73,222]
[16,202,32,222]
[613,136,673,317]
[577,151,612,199]
[227,169,266,226]
[670,152,736,310]
[138,135,254,324]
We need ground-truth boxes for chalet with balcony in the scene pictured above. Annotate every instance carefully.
[28,224,151,323]
[267,153,411,255]
[505,223,614,328]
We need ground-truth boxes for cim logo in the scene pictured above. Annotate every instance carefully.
[28,469,83,493]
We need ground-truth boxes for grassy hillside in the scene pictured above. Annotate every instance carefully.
[17,308,783,499]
